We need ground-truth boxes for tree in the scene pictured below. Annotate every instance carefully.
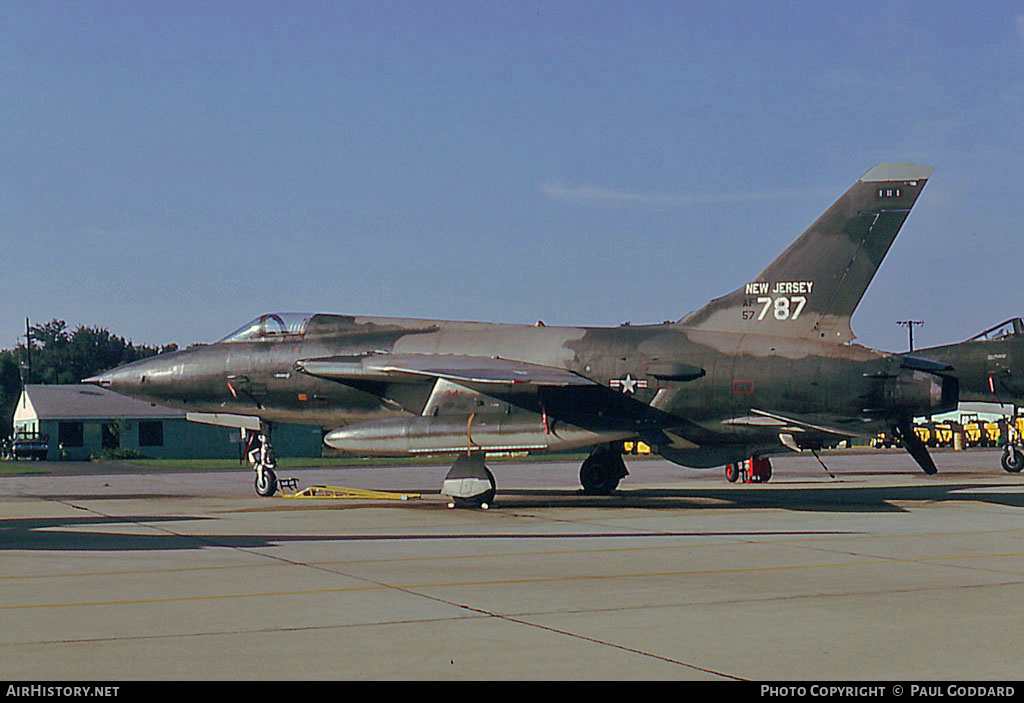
[0,352,22,438]
[1,320,177,438]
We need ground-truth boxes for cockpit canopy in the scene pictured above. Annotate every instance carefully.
[218,313,312,343]
[967,318,1024,342]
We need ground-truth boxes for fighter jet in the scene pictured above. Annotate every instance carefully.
[86,163,955,506]
[915,318,1024,473]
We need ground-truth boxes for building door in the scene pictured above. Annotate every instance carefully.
[101,423,120,450]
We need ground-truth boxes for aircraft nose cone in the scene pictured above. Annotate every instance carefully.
[83,371,114,387]
[82,363,143,391]
[82,354,177,398]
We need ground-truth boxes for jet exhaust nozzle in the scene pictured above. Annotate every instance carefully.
[890,369,959,417]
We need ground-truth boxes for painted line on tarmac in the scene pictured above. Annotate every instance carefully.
[6,550,1024,612]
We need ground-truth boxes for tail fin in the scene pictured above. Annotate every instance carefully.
[679,163,932,343]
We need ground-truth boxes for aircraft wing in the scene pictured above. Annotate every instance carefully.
[297,354,598,387]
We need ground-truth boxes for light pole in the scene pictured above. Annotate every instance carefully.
[19,317,32,387]
[897,320,924,352]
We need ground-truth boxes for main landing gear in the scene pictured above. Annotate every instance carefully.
[441,442,631,509]
[579,443,629,495]
[724,457,773,483]
[245,425,279,497]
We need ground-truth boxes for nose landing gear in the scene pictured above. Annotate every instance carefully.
[245,426,279,496]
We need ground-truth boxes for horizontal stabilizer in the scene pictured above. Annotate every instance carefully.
[748,409,857,439]
[900,355,954,374]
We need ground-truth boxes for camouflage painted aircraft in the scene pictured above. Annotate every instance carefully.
[87,163,957,506]
[915,318,1024,473]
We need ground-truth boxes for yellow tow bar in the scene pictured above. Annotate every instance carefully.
[278,478,419,501]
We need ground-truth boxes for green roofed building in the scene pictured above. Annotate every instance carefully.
[12,385,323,461]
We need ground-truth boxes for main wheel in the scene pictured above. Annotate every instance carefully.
[725,463,740,483]
[255,468,278,496]
[580,458,621,495]
[1001,449,1024,473]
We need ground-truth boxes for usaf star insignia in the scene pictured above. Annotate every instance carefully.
[610,373,648,394]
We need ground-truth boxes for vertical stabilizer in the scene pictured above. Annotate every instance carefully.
[679,163,932,342]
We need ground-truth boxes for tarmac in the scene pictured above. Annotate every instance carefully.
[2,449,1023,681]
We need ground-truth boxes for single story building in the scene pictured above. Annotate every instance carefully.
[12,384,323,461]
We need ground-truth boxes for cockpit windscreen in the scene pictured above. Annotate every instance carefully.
[967,318,1024,342]
[218,313,312,343]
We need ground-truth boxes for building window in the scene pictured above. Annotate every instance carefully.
[138,421,164,447]
[58,422,84,448]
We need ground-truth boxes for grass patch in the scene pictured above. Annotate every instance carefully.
[0,463,50,476]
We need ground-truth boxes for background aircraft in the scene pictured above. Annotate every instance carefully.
[87,163,955,507]
[915,318,1024,472]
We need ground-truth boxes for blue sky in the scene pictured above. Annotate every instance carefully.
[2,1,1023,353]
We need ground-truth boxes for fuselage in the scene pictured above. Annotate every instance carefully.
[90,312,956,466]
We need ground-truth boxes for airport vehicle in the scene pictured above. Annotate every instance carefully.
[918,421,957,448]
[623,440,652,455]
[959,414,987,448]
[87,163,956,506]
[870,430,899,449]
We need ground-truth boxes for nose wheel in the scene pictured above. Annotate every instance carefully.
[1001,445,1024,473]
[255,467,278,496]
